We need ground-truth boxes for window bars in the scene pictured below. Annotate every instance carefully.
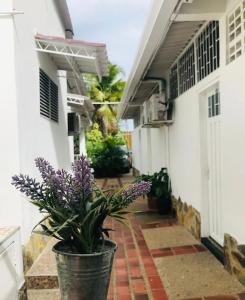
[169,21,220,99]
[208,90,220,118]
[169,64,178,100]
[228,0,245,63]
[178,44,196,95]
[196,21,220,81]
[40,69,59,122]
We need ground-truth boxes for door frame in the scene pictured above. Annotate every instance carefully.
[199,81,223,245]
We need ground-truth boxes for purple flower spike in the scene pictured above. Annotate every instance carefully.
[112,181,151,209]
[73,155,93,195]
[12,174,44,201]
[35,157,55,184]
[121,181,151,201]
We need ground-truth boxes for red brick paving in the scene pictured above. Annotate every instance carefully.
[106,215,245,300]
[103,179,244,300]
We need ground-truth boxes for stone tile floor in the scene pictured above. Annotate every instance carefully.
[26,176,245,300]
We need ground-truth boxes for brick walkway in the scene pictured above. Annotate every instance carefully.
[102,176,245,300]
[26,176,245,300]
[107,210,245,300]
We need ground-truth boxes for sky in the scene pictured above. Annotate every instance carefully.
[67,0,152,79]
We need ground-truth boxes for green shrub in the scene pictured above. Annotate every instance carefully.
[86,125,127,177]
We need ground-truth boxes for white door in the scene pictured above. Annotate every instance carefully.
[207,88,223,244]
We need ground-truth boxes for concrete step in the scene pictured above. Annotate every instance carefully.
[25,240,58,290]
[27,289,60,300]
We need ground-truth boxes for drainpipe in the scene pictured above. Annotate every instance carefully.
[0,11,24,16]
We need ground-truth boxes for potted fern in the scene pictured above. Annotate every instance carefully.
[12,155,150,300]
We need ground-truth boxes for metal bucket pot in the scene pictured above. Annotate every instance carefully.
[53,240,117,300]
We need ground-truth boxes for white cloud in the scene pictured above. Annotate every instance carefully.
[67,0,151,77]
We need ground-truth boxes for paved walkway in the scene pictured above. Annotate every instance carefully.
[26,176,245,300]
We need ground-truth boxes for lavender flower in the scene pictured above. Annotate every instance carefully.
[112,181,151,209]
[12,174,44,201]
[35,157,55,184]
[11,156,152,254]
[72,155,93,196]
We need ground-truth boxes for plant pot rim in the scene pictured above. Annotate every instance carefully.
[52,239,117,257]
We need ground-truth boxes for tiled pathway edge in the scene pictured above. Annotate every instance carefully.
[108,213,245,300]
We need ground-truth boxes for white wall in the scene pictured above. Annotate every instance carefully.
[0,0,72,244]
[0,0,22,233]
[131,0,245,245]
[132,126,167,175]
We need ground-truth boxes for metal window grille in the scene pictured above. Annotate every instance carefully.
[227,1,245,63]
[169,63,178,99]
[208,90,220,118]
[196,21,220,81]
[40,69,59,122]
[178,43,195,95]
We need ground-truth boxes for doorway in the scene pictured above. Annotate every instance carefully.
[200,84,223,245]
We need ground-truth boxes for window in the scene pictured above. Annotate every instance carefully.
[40,69,58,122]
[169,64,178,99]
[168,21,221,98]
[227,1,245,63]
[196,21,220,81]
[179,44,195,94]
[208,90,220,118]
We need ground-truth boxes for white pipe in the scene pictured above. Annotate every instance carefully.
[0,11,24,16]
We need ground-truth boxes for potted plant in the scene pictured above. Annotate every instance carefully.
[12,155,150,300]
[153,168,172,215]
[135,174,157,209]
[136,168,171,214]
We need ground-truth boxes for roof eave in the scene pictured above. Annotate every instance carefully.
[118,0,180,120]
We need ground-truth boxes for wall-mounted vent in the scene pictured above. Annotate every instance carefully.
[40,69,58,122]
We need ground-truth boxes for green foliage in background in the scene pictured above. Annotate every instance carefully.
[84,63,125,135]
[86,123,127,178]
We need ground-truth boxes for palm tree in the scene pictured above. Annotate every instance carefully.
[85,63,125,135]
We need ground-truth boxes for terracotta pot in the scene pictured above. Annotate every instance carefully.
[147,196,158,210]
[157,195,172,215]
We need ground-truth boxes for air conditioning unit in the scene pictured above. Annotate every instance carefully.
[149,94,166,122]
[68,112,80,135]
[142,100,150,125]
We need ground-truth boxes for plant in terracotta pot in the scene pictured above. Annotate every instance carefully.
[136,168,171,214]
[135,174,157,209]
[12,155,150,300]
[152,168,172,215]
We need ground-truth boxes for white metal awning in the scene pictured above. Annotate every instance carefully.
[67,93,94,113]
[35,33,109,79]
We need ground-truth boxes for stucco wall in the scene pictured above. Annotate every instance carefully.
[0,0,22,230]
[0,0,72,245]
[131,1,245,245]
[132,126,167,175]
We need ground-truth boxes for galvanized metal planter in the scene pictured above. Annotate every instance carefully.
[53,240,117,300]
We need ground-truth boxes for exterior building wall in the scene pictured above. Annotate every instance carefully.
[0,1,22,234]
[0,0,72,256]
[132,126,167,175]
[132,0,245,246]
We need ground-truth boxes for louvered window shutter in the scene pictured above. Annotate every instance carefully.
[39,69,59,122]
